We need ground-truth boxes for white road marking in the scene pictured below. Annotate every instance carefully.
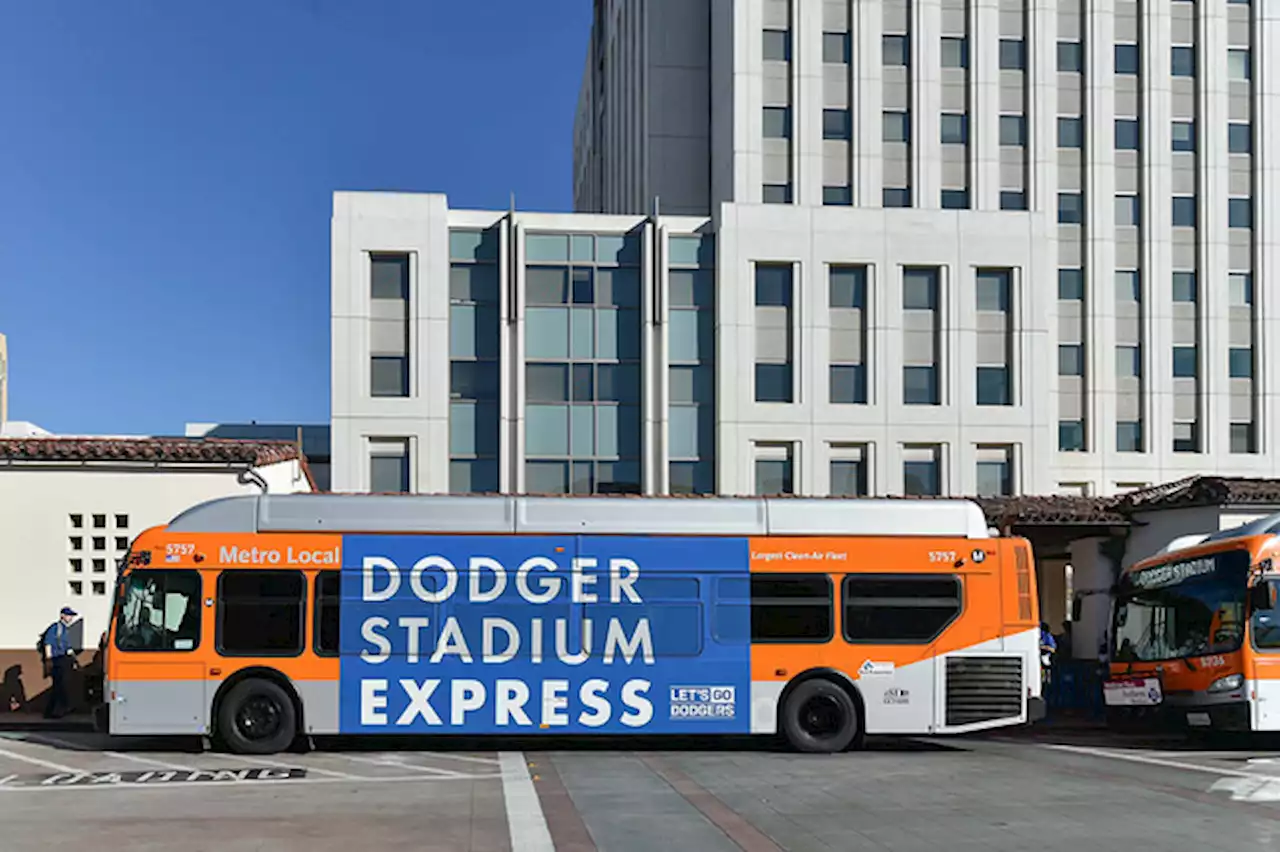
[17,734,194,772]
[0,774,17,786]
[499,751,554,852]
[396,751,501,767]
[233,754,363,780]
[0,745,82,774]
[337,753,472,778]
[1041,743,1275,780]
[0,770,502,795]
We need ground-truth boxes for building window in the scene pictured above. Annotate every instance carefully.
[1059,193,1084,224]
[977,367,1010,406]
[883,111,910,142]
[115,514,129,529]
[941,37,967,69]
[1172,271,1197,303]
[1058,345,1084,376]
[1171,45,1196,77]
[1115,118,1140,150]
[371,356,408,397]
[823,109,851,140]
[1058,117,1084,148]
[1229,198,1253,229]
[763,106,791,139]
[883,187,912,207]
[1059,421,1085,452]
[976,457,1012,497]
[755,443,794,496]
[977,270,1010,312]
[903,268,937,310]
[1171,121,1195,153]
[1172,422,1198,454]
[69,514,83,529]
[903,446,941,496]
[1116,194,1141,227]
[830,447,868,497]
[93,537,106,551]
[1229,348,1253,379]
[823,32,851,64]
[371,254,409,300]
[1228,49,1251,81]
[93,514,106,529]
[1230,273,1253,306]
[1117,422,1143,452]
[1116,345,1142,378]
[1059,268,1084,300]
[369,438,410,493]
[763,29,791,62]
[1000,115,1026,146]
[1172,196,1197,227]
[999,39,1025,70]
[669,234,716,495]
[451,228,501,494]
[940,113,968,144]
[1116,270,1141,302]
[1000,191,1027,211]
[1231,423,1256,454]
[883,34,910,66]
[1172,346,1197,378]
[903,366,937,405]
[370,253,410,399]
[1229,123,1252,154]
[755,263,793,403]
[1058,41,1083,73]
[1115,44,1140,75]
[763,184,792,204]
[941,189,969,209]
[823,186,853,206]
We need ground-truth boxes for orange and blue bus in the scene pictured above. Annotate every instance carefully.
[1105,514,1280,735]
[98,493,1043,754]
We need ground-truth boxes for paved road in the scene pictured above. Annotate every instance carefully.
[1,729,1278,850]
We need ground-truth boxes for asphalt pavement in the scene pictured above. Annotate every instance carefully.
[0,727,1278,851]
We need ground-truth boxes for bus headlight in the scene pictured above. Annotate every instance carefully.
[1208,674,1244,693]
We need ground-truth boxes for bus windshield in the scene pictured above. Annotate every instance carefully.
[1112,549,1250,663]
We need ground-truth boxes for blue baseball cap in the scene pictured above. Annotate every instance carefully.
[60,607,77,617]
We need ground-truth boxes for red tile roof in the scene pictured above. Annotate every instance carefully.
[0,437,304,468]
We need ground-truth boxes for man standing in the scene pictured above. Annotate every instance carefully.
[41,607,78,719]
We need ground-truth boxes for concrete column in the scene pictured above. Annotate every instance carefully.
[1067,536,1118,660]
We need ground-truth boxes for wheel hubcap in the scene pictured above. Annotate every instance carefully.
[236,696,282,741]
[799,695,843,738]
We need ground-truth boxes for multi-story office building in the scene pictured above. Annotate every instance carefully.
[333,0,1277,499]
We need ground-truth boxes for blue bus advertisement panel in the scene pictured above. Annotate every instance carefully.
[338,535,755,735]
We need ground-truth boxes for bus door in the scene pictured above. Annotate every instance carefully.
[1248,579,1280,730]
[111,568,208,734]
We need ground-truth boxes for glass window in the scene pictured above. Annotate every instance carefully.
[370,452,409,493]
[823,109,851,140]
[883,111,910,142]
[903,268,937,309]
[830,266,866,309]
[1229,123,1252,154]
[1059,344,1084,376]
[1231,423,1256,454]
[830,459,866,497]
[1117,345,1142,378]
[1172,271,1197,303]
[451,459,499,495]
[371,254,409,300]
[1116,270,1142,302]
[1116,194,1141,227]
[844,576,961,643]
[823,32,851,64]
[904,366,937,405]
[883,34,910,66]
[1117,421,1143,452]
[1171,45,1196,77]
[1113,550,1249,661]
[1228,49,1251,81]
[976,270,1010,311]
[668,310,704,363]
[1059,193,1084,224]
[1115,43,1140,75]
[755,458,793,496]
[1000,115,1026,146]
[1115,118,1140,150]
[763,29,790,62]
[526,461,568,494]
[1172,196,1197,227]
[763,184,792,204]
[977,367,1010,406]
[941,37,967,68]
[670,461,714,495]
[977,460,1011,497]
[450,228,497,262]
[526,364,569,402]
[1173,422,1198,454]
[668,269,712,309]
[525,308,570,359]
[451,263,499,303]
[217,571,305,656]
[1058,41,1083,72]
[668,235,714,268]
[941,113,967,144]
[1230,348,1253,379]
[755,264,792,306]
[114,570,201,652]
[1058,117,1084,148]
[370,356,408,397]
[1229,198,1253,229]
[1000,191,1027,211]
[763,106,791,138]
[315,571,340,656]
[451,362,497,401]
[526,405,570,455]
[670,365,712,405]
[1172,121,1195,152]
[525,234,569,263]
[751,574,831,642]
[941,189,969,209]
[1172,346,1197,378]
[904,458,940,496]
[999,39,1025,70]
[1059,420,1085,452]
[755,363,793,403]
[1059,268,1084,300]
[823,186,853,206]
[883,187,912,207]
[1230,273,1253,306]
[526,267,569,304]
[830,365,867,404]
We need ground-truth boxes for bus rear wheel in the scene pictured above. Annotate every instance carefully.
[217,678,297,755]
[780,678,859,753]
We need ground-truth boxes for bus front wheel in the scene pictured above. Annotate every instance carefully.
[217,678,298,755]
[780,678,860,753]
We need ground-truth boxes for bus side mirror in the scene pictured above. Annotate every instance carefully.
[1249,581,1278,612]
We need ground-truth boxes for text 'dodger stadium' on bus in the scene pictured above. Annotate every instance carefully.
[1105,513,1280,735]
[98,494,1045,754]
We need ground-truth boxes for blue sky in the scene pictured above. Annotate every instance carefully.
[0,0,589,435]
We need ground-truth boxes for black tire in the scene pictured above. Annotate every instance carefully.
[780,678,859,754]
[216,678,298,755]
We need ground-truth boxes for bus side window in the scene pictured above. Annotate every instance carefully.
[1252,581,1280,650]
[216,570,306,657]
[315,571,341,656]
[843,575,962,644]
[750,574,833,643]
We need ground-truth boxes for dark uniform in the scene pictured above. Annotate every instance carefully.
[42,608,77,719]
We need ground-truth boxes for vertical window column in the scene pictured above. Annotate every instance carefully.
[997,0,1029,209]
[881,0,913,206]
[369,254,410,398]
[829,265,868,404]
[1227,0,1256,453]
[1056,268,1086,451]
[1056,5,1087,447]
[668,235,716,494]
[1115,271,1144,452]
[762,2,794,204]
[1169,0,1200,453]
[755,263,794,403]
[822,1,854,205]
[524,232,643,495]
[975,269,1012,406]
[902,267,940,405]
[449,229,501,493]
[939,1,970,209]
